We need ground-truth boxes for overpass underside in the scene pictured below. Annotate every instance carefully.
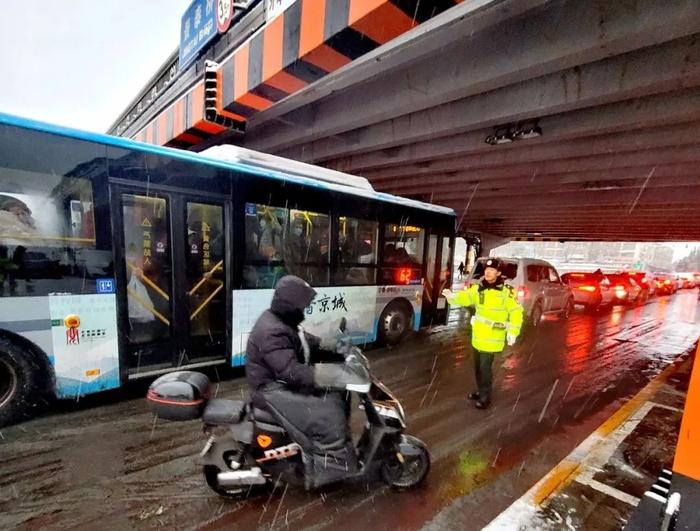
[117,0,700,242]
[242,0,700,242]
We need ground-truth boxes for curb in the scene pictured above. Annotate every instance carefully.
[484,357,685,529]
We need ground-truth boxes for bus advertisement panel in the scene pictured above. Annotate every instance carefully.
[231,284,422,366]
[48,293,120,396]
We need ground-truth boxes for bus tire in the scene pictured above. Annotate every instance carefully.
[379,300,412,346]
[0,338,39,427]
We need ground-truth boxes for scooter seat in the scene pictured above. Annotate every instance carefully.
[252,407,279,425]
[202,399,246,425]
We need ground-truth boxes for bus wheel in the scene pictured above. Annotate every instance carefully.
[379,302,411,346]
[0,339,39,427]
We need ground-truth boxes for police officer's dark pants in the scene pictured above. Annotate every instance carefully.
[473,349,497,402]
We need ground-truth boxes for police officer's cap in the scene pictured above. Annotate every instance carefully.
[484,258,503,271]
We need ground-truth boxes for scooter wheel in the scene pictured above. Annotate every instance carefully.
[381,437,430,489]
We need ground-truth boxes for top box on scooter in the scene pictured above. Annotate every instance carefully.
[147,371,211,421]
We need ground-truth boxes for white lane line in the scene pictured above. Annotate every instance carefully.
[575,477,641,506]
[648,401,684,413]
[576,402,655,484]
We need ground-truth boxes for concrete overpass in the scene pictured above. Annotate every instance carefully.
[111,0,700,243]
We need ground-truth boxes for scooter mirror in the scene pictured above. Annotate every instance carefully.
[338,317,347,333]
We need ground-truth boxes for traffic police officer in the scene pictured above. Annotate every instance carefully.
[442,258,523,409]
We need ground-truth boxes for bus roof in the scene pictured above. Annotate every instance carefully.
[201,145,374,191]
[0,112,455,218]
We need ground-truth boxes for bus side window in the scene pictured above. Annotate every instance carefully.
[287,209,330,286]
[335,217,378,285]
[0,171,98,296]
[380,222,425,285]
[243,203,288,288]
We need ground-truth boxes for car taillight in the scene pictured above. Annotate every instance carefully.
[578,285,597,292]
[614,285,627,296]
[396,268,412,284]
[664,279,671,285]
[516,285,528,301]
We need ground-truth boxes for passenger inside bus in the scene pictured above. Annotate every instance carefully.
[258,210,283,260]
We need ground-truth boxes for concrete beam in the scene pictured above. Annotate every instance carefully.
[459,211,700,222]
[462,222,700,237]
[341,87,700,178]
[331,118,700,176]
[418,176,700,203]
[366,145,700,188]
[447,186,697,210]
[246,0,550,128]
[378,165,700,197]
[247,0,700,155]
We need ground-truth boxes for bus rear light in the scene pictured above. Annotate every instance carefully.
[578,285,597,292]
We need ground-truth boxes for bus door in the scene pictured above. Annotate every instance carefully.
[115,188,228,375]
[421,234,453,327]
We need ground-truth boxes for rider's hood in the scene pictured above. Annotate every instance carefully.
[271,275,317,321]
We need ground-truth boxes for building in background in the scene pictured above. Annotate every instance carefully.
[491,241,675,272]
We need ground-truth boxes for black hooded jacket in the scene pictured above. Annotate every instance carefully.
[246,276,321,410]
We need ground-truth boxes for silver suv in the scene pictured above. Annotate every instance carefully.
[466,257,574,327]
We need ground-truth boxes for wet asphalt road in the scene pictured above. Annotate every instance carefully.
[0,291,698,530]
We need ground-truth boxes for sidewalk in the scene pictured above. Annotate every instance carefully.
[484,347,695,530]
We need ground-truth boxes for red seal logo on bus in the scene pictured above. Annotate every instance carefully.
[64,314,81,345]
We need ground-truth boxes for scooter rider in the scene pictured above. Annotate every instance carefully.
[442,258,523,409]
[245,275,356,488]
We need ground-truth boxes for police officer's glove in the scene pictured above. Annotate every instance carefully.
[506,333,517,346]
[442,288,454,300]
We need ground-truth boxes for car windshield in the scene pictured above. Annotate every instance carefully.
[561,272,598,283]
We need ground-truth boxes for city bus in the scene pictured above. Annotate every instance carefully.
[0,113,455,426]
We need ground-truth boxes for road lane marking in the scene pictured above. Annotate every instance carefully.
[576,477,641,506]
[648,401,684,413]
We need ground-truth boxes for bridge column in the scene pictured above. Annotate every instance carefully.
[478,232,511,258]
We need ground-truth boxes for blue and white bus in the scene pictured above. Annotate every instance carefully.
[0,113,455,425]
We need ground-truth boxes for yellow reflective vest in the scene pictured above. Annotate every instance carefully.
[450,282,524,353]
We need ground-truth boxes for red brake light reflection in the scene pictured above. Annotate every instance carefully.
[516,285,528,300]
